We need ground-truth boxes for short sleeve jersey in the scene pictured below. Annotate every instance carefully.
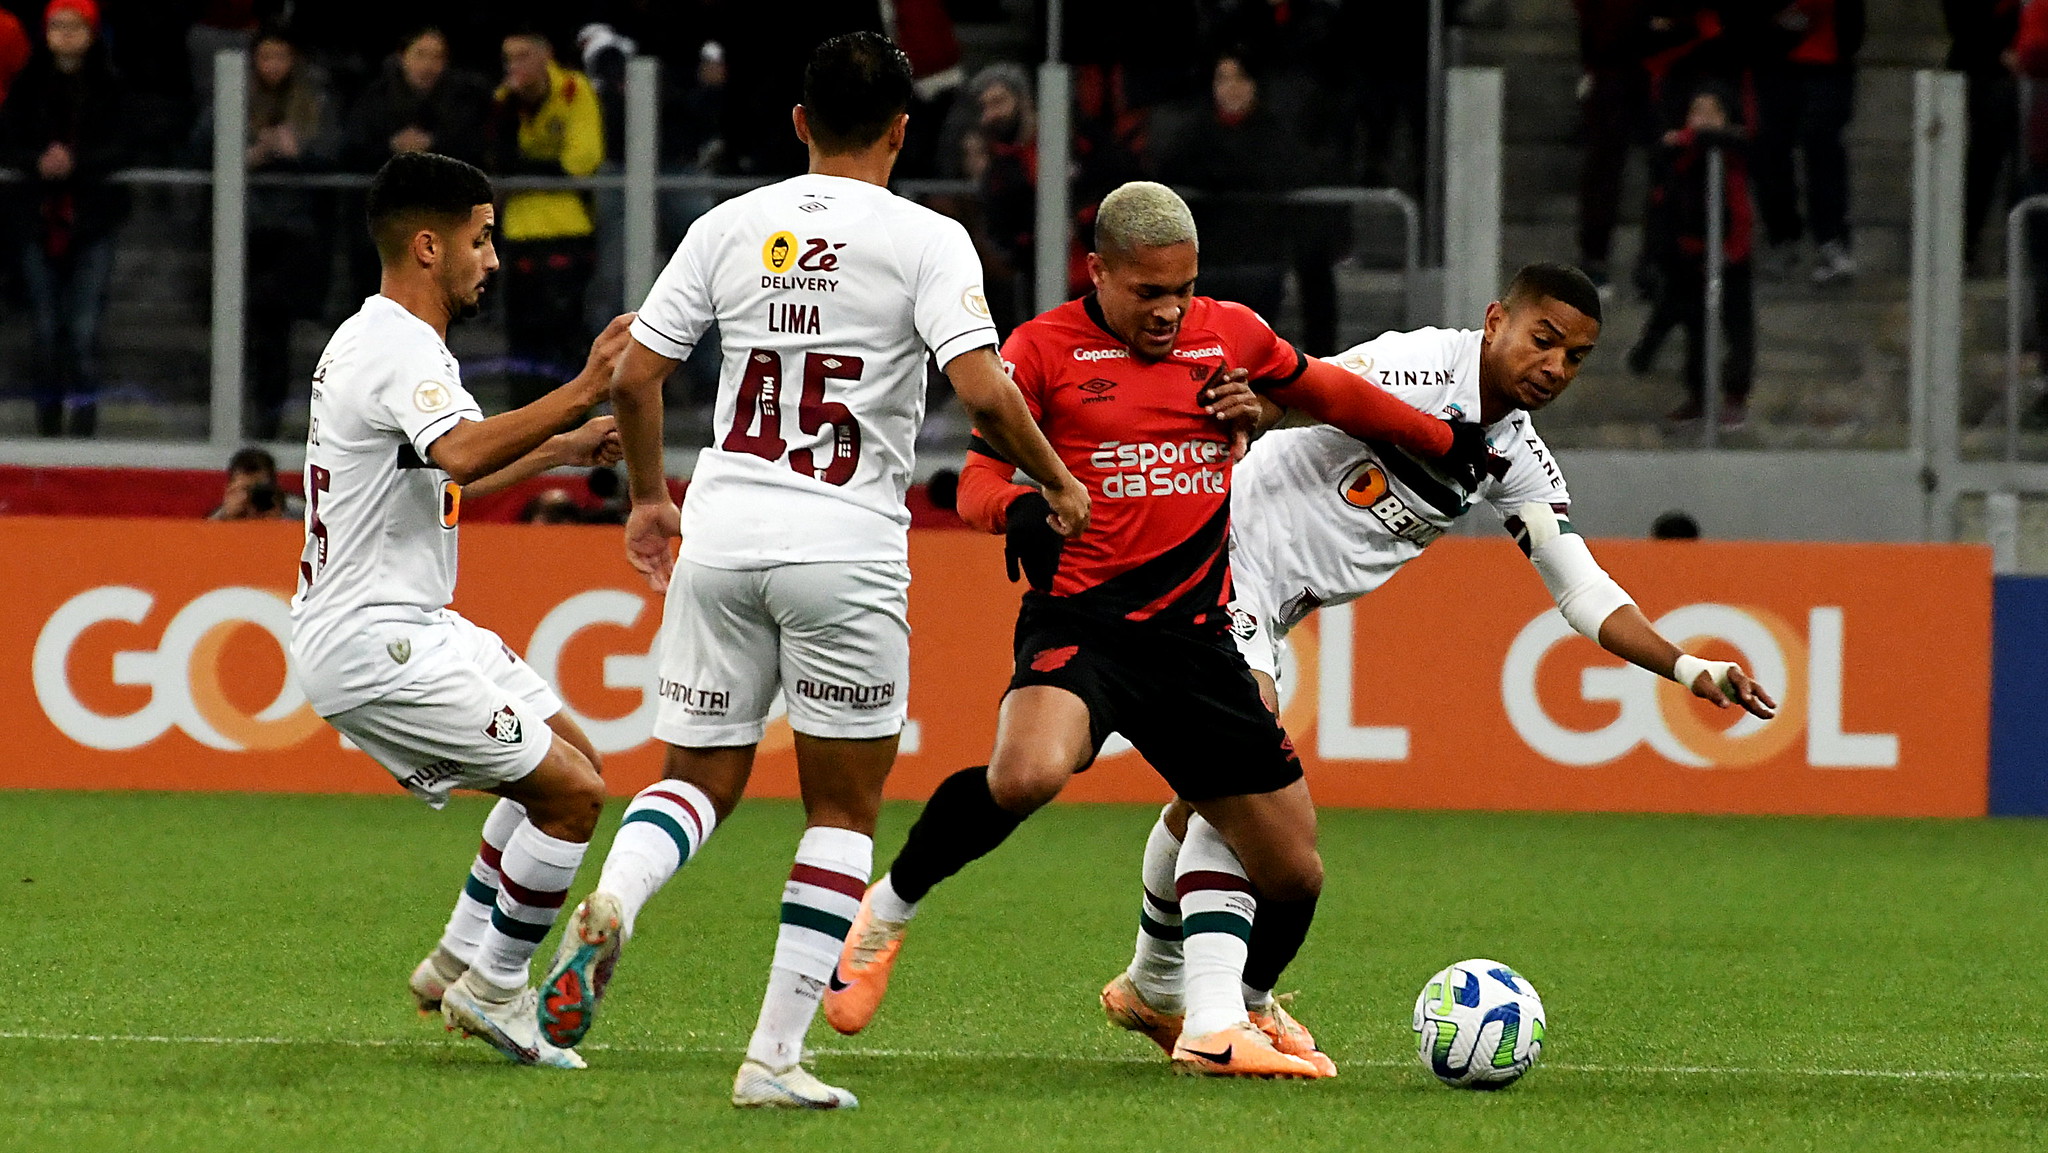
[631,173,997,568]
[1230,326,1572,634]
[996,294,1305,630]
[289,295,484,715]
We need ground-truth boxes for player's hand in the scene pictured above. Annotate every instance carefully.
[1690,664,1779,720]
[624,499,682,593]
[1004,490,1066,591]
[1201,367,1260,428]
[1435,420,1496,491]
[579,313,637,398]
[553,415,621,467]
[1042,477,1091,538]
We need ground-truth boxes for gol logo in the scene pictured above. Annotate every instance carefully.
[1501,603,1897,768]
[33,586,323,752]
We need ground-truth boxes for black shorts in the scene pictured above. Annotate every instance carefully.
[1006,595,1303,802]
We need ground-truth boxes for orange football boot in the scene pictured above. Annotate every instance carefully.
[1100,972,1184,1056]
[1250,998,1337,1078]
[1170,1021,1322,1079]
[821,886,907,1035]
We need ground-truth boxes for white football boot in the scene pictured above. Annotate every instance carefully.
[441,971,587,1070]
[731,1059,859,1109]
[408,946,466,1014]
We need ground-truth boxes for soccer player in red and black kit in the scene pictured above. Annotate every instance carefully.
[820,182,1490,1078]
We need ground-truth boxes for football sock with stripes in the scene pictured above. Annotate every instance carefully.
[1176,815,1256,1039]
[1125,806,1185,1012]
[597,780,720,939]
[746,825,872,1068]
[882,766,1021,905]
[436,798,526,967]
[471,821,587,992]
[1242,892,1320,1013]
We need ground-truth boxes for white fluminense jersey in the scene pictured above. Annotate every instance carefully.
[289,295,483,716]
[1232,326,1571,635]
[630,173,997,568]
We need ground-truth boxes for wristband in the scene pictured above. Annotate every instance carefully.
[1672,654,1737,696]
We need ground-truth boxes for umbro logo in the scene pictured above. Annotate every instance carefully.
[1078,378,1118,403]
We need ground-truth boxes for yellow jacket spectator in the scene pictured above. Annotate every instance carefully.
[491,34,603,242]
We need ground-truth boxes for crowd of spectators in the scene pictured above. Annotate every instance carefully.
[0,0,1437,441]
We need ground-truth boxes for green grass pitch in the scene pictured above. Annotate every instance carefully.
[5,791,2048,1152]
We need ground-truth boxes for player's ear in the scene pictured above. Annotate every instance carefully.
[792,104,811,147]
[411,227,439,269]
[1483,300,1506,341]
[1086,251,1108,291]
[886,111,908,152]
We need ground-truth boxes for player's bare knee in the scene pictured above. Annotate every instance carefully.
[985,757,1066,815]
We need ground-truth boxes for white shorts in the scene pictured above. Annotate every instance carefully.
[1227,545,1284,682]
[653,557,910,746]
[325,616,563,808]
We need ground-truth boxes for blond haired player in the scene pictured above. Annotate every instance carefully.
[288,151,633,1069]
[535,33,1086,1109]
[1098,263,1780,1059]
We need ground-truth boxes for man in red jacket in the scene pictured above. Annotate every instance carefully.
[818,181,1490,1079]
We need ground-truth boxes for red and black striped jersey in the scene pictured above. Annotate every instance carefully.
[980,294,1305,631]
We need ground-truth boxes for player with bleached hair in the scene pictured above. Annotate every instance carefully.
[289,150,633,1069]
[1093,262,1780,1061]
[821,180,1498,1078]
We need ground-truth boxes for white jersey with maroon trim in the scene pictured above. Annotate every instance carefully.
[289,294,484,717]
[631,173,997,569]
[1231,326,1573,637]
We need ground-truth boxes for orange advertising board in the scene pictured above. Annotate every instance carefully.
[0,519,1990,816]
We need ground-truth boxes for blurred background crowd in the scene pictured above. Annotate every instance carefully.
[0,0,2010,462]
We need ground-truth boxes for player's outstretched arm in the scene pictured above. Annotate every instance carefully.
[944,347,1090,538]
[460,416,624,500]
[610,335,684,593]
[428,314,635,484]
[1514,501,1778,720]
[1264,357,1453,456]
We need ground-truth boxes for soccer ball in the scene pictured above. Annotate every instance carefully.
[1412,958,1546,1089]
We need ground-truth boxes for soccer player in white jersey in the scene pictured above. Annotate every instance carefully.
[1096,263,1782,1059]
[288,151,634,1070]
[532,33,1087,1108]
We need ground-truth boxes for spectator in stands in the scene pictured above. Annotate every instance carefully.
[1151,51,1303,326]
[1630,82,1755,429]
[0,0,129,438]
[343,27,490,171]
[0,7,31,108]
[575,22,635,344]
[883,0,965,179]
[1945,1,2023,272]
[238,26,339,441]
[208,445,303,520]
[1574,0,1675,294]
[2012,0,2048,377]
[489,29,603,408]
[964,63,1035,329]
[519,487,583,524]
[1751,0,1863,285]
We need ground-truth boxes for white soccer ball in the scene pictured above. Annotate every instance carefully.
[1412,958,1546,1089]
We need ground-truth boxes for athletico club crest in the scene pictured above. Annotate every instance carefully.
[484,705,523,745]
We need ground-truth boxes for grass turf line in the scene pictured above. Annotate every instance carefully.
[3,792,2047,1152]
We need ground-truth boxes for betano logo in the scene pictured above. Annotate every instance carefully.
[33,586,323,752]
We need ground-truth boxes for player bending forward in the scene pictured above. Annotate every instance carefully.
[533,34,1087,1109]
[288,151,633,1069]
[1096,262,1780,1060]
[819,181,1496,1079]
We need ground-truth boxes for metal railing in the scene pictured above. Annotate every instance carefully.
[2002,194,2048,463]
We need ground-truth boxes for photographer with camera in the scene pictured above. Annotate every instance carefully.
[208,446,304,521]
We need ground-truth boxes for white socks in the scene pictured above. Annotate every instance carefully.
[437,798,527,966]
[746,826,872,1068]
[597,780,720,939]
[1125,806,1185,1011]
[866,873,918,924]
[470,821,588,991]
[1175,814,1256,1039]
